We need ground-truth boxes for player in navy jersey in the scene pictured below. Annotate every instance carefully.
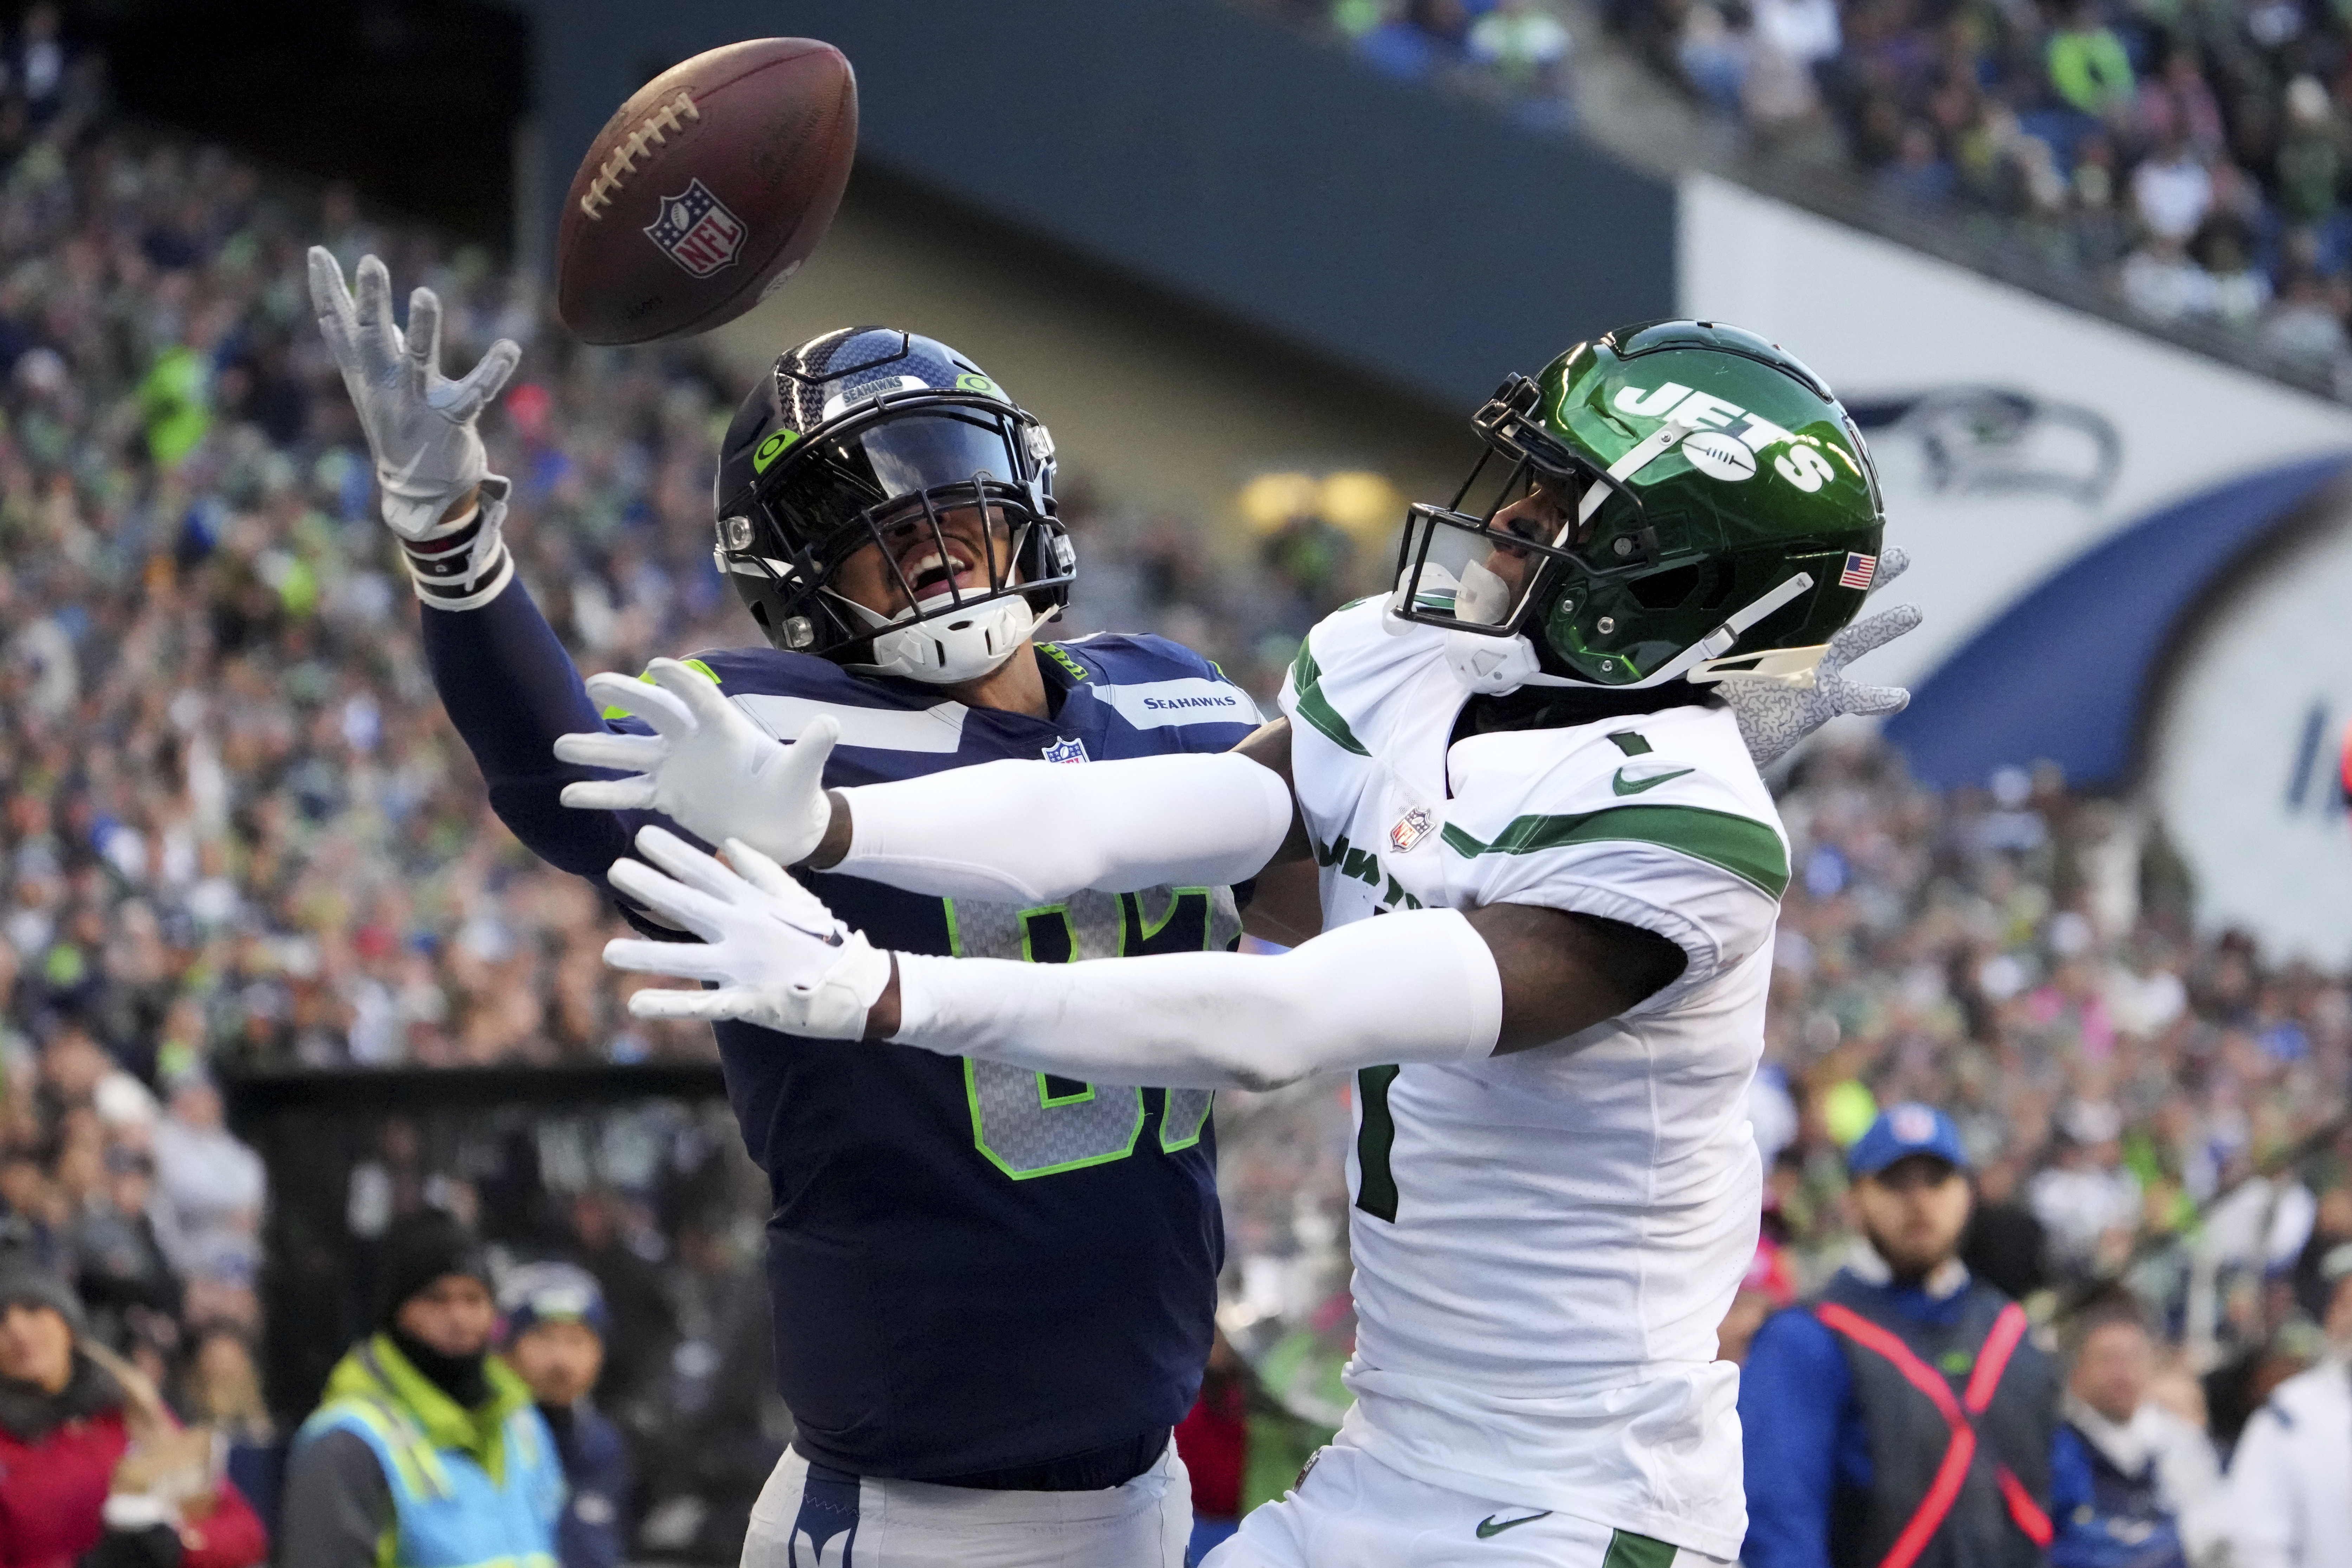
[308,249,1272,1566]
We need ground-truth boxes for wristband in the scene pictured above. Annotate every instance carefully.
[402,475,514,611]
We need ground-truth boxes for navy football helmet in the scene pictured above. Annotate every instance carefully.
[713,327,1074,682]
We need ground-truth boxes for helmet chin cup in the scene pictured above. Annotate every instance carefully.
[842,593,1043,684]
[1397,561,1559,693]
[1444,630,1547,695]
[1453,558,1515,626]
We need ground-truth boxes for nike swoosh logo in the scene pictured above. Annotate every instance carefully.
[1613,766,1694,796]
[1476,1511,1552,1538]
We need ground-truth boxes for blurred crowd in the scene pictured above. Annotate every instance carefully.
[1744,741,2352,1454]
[1247,0,2352,391]
[1706,739,2352,1564]
[1245,0,1581,124]
[1612,0,2352,382]
[12,4,2352,1562]
[0,17,1400,1556]
[0,18,835,1557]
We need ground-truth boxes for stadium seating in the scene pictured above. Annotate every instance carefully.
[1268,0,2352,390]
[6,18,2352,1557]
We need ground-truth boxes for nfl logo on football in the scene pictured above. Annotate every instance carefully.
[644,179,747,278]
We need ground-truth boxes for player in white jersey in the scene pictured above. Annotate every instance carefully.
[566,320,1915,1566]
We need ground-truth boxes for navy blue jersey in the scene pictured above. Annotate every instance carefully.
[421,583,1261,1482]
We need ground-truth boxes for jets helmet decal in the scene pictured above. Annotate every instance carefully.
[1389,319,1885,692]
[713,326,1073,684]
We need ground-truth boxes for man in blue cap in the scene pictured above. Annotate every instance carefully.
[500,1262,630,1568]
[1739,1103,2065,1568]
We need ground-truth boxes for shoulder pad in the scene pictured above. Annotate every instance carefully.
[683,646,860,698]
[1048,632,1219,684]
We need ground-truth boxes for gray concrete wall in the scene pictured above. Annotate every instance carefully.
[523,0,1676,408]
[708,175,1479,548]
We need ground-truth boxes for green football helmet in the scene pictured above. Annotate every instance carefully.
[1392,319,1886,691]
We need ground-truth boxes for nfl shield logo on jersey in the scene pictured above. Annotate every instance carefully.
[1042,737,1089,764]
[1390,805,1434,853]
[643,179,747,277]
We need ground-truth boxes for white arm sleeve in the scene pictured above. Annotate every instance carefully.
[890,906,1503,1089]
[833,752,1294,904]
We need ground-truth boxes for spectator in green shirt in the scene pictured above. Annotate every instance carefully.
[2048,3,2134,118]
[136,343,210,469]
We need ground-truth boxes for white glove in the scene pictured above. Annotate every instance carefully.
[308,246,522,606]
[604,826,892,1039]
[1718,547,1921,767]
[555,659,840,866]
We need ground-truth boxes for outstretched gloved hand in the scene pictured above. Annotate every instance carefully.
[556,659,840,868]
[307,246,520,538]
[604,826,891,1040]
[1718,546,1921,768]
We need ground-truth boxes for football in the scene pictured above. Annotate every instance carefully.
[556,38,857,345]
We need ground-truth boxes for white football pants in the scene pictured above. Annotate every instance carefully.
[740,1440,1193,1568]
[1204,1442,1736,1568]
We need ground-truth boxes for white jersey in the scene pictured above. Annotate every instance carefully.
[1275,599,1784,1560]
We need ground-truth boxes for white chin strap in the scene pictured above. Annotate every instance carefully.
[837,593,1049,684]
[1385,567,1560,694]
[1443,632,1546,695]
[1385,563,1548,693]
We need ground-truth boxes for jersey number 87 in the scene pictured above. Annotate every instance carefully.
[944,887,1242,1179]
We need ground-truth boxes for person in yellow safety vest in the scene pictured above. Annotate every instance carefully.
[280,1210,566,1568]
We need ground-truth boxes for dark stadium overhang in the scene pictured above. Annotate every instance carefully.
[519,0,1677,411]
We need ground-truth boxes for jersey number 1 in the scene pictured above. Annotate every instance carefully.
[945,888,1237,1179]
[1354,1065,1401,1221]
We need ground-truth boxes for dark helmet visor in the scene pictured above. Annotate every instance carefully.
[762,409,1028,554]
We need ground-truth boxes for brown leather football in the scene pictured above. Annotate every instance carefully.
[556,38,856,345]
